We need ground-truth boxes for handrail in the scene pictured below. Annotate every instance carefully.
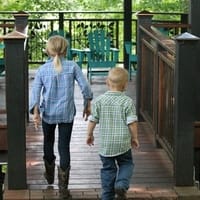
[0,10,185,14]
[137,11,200,186]
[139,25,175,54]
[153,23,190,28]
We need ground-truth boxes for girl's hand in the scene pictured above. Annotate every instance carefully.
[33,113,41,130]
[83,100,91,121]
[83,107,91,121]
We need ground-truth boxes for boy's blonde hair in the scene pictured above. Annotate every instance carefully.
[46,35,68,73]
[107,67,128,89]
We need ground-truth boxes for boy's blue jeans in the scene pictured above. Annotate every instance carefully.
[42,120,73,170]
[100,149,134,200]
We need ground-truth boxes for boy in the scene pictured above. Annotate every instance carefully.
[86,67,139,200]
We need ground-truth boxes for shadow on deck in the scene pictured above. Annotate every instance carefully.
[2,71,198,199]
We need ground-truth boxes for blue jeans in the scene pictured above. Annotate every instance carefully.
[100,149,134,200]
[42,120,73,170]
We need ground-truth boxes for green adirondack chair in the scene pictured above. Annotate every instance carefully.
[85,29,119,82]
[124,41,137,80]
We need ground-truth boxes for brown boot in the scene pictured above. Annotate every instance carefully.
[58,166,71,199]
[44,159,55,184]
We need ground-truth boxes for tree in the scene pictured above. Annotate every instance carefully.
[0,0,124,12]
[133,0,188,13]
[0,0,188,13]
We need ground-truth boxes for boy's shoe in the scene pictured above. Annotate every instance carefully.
[115,188,127,200]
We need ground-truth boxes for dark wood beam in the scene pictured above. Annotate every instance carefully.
[174,33,199,186]
[1,11,29,189]
[124,0,132,70]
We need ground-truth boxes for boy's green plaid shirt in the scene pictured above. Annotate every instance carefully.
[89,90,137,157]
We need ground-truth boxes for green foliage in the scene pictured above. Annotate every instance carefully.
[78,0,123,11]
[2,164,7,173]
[0,0,124,12]
[133,0,188,13]
[0,0,188,12]
[0,0,189,69]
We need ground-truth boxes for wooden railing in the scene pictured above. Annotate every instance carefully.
[136,11,200,186]
[139,24,176,159]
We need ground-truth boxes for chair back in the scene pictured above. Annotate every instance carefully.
[125,41,132,55]
[124,41,137,79]
[88,29,113,62]
[47,30,84,68]
[86,29,119,82]
[48,30,65,37]
[125,41,136,55]
[48,30,72,59]
[125,41,137,62]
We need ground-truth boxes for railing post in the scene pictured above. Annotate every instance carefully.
[136,11,153,120]
[2,11,29,189]
[124,0,132,70]
[180,13,188,33]
[14,11,29,33]
[174,32,200,186]
[189,0,200,37]
[59,12,64,31]
[14,11,29,122]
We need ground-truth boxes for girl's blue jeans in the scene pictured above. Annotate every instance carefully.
[100,149,134,200]
[42,120,73,170]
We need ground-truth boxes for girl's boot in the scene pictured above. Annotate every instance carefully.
[58,166,71,199]
[44,159,55,184]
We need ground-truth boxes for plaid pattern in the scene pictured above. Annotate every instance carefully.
[30,58,93,124]
[89,91,137,156]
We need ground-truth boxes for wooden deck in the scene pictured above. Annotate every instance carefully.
[1,71,180,199]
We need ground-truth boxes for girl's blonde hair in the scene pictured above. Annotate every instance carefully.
[46,35,68,73]
[107,67,128,89]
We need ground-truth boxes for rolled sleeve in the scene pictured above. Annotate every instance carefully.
[88,114,99,123]
[126,101,138,125]
[88,102,99,123]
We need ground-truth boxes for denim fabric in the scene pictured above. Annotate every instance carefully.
[29,58,93,124]
[100,149,134,200]
[42,120,73,170]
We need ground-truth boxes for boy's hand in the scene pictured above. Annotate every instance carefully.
[131,138,139,149]
[86,135,94,146]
